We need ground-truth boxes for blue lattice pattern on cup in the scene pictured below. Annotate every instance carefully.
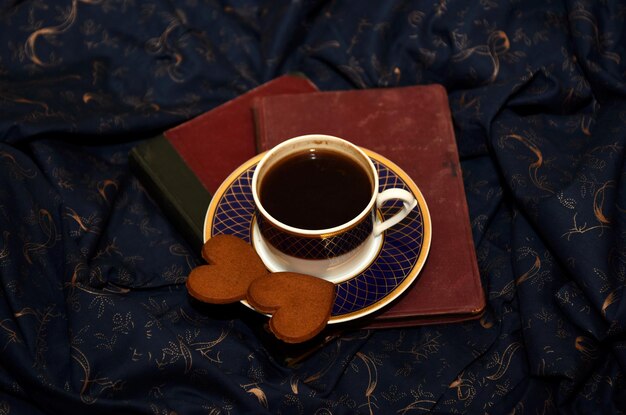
[257,214,373,259]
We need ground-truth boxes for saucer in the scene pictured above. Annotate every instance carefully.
[204,149,432,324]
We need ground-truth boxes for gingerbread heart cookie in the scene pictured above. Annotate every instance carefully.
[186,234,269,304]
[246,272,336,343]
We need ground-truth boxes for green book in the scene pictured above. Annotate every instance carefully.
[129,135,210,251]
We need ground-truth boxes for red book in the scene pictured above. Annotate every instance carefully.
[129,75,318,250]
[166,74,318,194]
[253,85,486,327]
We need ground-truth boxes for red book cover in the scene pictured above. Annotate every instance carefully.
[166,74,318,194]
[129,74,318,250]
[253,85,485,327]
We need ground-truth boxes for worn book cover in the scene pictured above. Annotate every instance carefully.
[253,85,486,327]
[129,74,318,250]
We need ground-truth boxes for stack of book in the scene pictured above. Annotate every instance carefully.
[129,74,485,328]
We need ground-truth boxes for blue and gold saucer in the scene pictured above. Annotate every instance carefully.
[204,148,432,324]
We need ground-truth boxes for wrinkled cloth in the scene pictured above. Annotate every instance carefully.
[0,0,625,414]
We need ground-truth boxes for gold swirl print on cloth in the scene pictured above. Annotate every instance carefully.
[25,0,103,67]
[2,0,626,413]
[499,133,553,194]
[451,30,513,84]
[0,152,37,180]
[23,209,57,264]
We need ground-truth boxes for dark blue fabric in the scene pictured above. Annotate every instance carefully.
[1,0,625,413]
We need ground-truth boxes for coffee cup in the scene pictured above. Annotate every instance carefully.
[251,134,417,282]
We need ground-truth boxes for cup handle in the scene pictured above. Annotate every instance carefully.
[373,188,417,235]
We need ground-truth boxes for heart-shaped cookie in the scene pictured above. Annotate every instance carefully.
[246,272,336,343]
[186,234,269,304]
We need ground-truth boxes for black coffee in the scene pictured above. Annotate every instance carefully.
[260,149,372,230]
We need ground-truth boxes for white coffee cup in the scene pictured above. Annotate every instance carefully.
[251,134,417,282]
